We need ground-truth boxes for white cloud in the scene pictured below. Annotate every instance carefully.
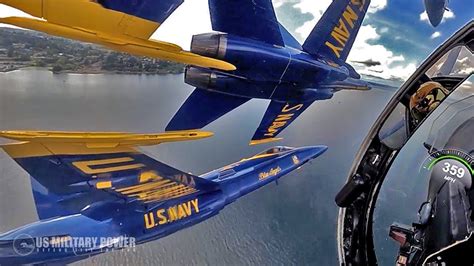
[293,0,332,40]
[0,4,32,17]
[430,31,441,39]
[348,25,417,80]
[0,4,34,28]
[152,0,212,50]
[272,0,286,8]
[292,0,387,40]
[291,0,413,80]
[379,27,389,34]
[419,9,455,24]
[368,0,387,14]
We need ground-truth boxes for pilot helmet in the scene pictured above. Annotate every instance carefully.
[409,81,449,123]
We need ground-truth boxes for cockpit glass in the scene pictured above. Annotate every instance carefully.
[258,146,293,156]
[378,103,409,150]
[426,45,474,78]
[425,75,474,152]
[373,74,474,264]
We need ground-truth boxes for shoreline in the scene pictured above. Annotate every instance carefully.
[0,66,184,75]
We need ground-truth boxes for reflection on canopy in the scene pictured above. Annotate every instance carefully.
[425,75,474,153]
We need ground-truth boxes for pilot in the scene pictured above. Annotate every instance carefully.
[409,81,449,124]
[269,147,281,154]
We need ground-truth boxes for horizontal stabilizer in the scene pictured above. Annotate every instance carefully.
[250,100,316,145]
[166,89,250,131]
[0,130,218,219]
[302,0,370,62]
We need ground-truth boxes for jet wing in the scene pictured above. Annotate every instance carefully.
[209,0,284,46]
[0,130,218,220]
[250,100,316,145]
[0,0,235,70]
[166,88,250,131]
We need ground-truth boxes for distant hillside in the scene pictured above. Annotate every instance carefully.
[0,27,184,74]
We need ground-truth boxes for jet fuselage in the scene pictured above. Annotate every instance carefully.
[424,0,448,27]
[0,146,326,264]
[186,33,365,102]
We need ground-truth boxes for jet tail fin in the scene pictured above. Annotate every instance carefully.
[302,0,370,63]
[250,100,317,145]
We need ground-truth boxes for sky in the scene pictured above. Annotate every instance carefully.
[0,0,473,80]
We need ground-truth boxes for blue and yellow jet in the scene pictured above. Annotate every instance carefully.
[0,0,235,71]
[424,0,450,27]
[0,130,326,264]
[0,0,371,145]
[166,0,372,145]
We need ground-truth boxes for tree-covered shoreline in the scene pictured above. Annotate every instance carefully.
[0,27,185,74]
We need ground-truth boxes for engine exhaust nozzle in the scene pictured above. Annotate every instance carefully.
[184,66,217,88]
[190,33,227,59]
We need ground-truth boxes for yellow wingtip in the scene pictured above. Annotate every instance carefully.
[249,138,283,146]
[0,16,237,71]
[161,130,214,140]
[210,60,236,71]
[0,130,214,146]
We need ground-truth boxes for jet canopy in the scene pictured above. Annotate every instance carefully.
[257,146,294,156]
[336,21,474,266]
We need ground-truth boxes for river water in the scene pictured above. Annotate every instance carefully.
[0,68,397,265]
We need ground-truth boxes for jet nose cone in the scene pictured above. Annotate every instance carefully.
[424,0,445,27]
[428,12,443,27]
[308,145,328,159]
[297,145,328,161]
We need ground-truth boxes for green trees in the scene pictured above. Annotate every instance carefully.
[0,28,185,74]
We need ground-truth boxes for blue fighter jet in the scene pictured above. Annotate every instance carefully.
[166,0,372,145]
[0,130,326,264]
[424,0,450,27]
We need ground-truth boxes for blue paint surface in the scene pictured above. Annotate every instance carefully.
[168,0,372,143]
